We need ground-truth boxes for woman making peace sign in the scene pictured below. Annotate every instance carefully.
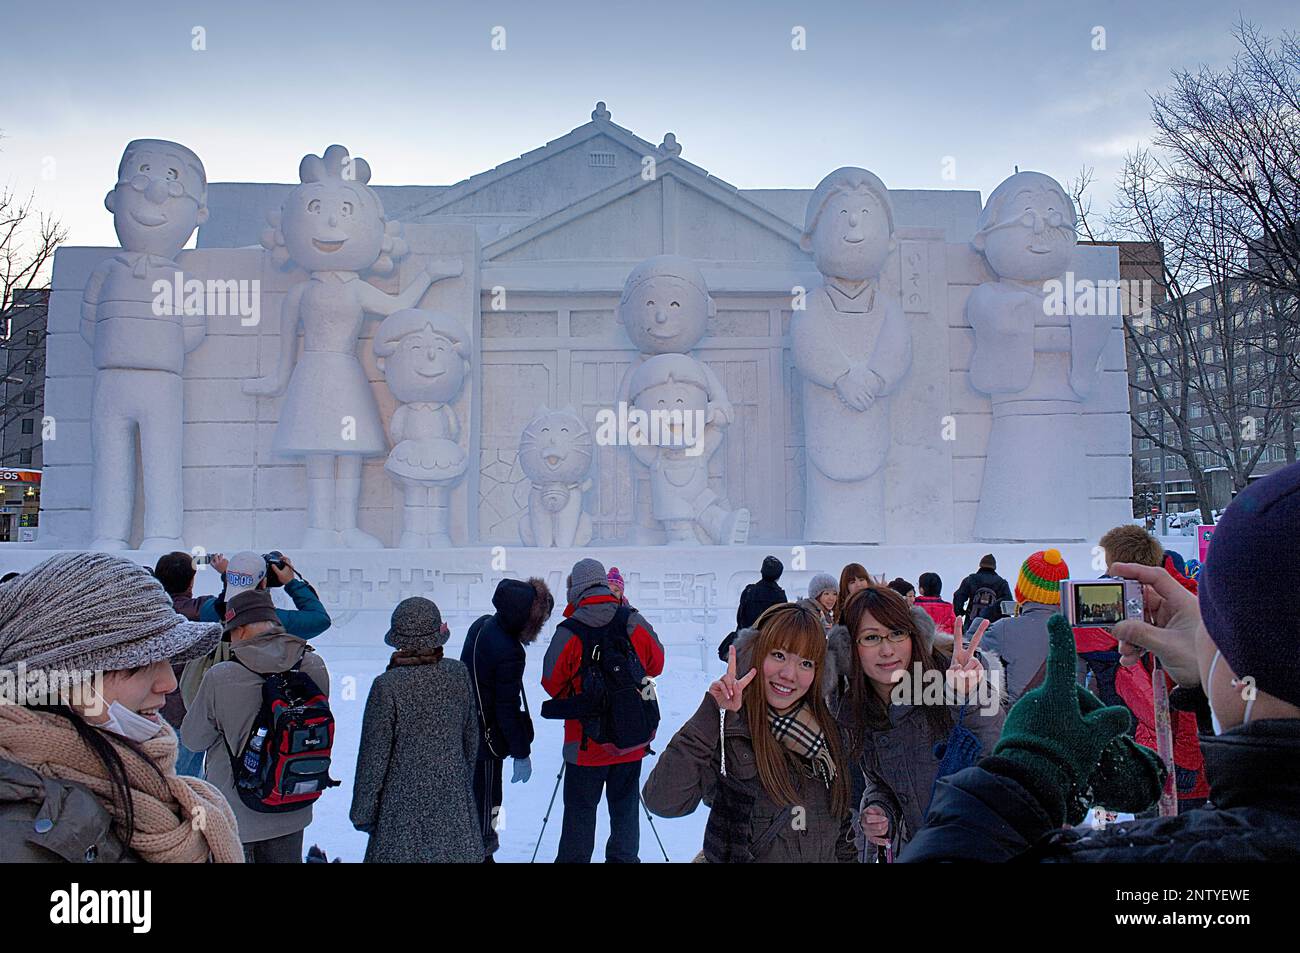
[828,586,1006,860]
[642,602,855,862]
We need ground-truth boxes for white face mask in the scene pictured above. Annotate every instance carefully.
[1208,649,1255,736]
[87,684,164,744]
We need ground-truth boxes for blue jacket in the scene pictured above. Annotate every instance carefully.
[198,577,331,640]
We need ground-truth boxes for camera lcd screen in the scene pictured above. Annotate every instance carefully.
[1072,583,1125,626]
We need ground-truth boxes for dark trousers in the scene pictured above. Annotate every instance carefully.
[555,760,642,863]
[473,752,504,855]
[243,829,304,864]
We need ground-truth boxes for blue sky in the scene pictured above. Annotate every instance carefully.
[2,0,1295,247]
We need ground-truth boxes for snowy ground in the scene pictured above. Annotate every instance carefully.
[310,635,715,864]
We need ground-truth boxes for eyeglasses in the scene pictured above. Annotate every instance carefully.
[856,630,909,648]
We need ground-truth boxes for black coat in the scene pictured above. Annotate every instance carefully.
[460,580,537,761]
[952,569,1012,627]
[900,719,1300,862]
[736,579,787,631]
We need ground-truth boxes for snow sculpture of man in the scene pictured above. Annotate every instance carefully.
[81,139,209,550]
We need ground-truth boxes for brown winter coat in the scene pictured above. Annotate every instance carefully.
[0,756,138,863]
[642,628,856,863]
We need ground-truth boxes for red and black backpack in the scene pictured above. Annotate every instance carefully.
[229,659,339,813]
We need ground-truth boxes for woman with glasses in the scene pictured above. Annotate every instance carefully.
[643,602,855,862]
[966,170,1110,542]
[829,586,1005,861]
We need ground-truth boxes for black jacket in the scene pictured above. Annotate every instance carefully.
[952,569,1012,626]
[900,719,1300,862]
[736,577,787,631]
[460,580,536,761]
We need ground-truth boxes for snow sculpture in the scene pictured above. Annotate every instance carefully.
[626,353,750,546]
[791,168,912,544]
[374,309,471,548]
[81,139,209,550]
[967,171,1108,541]
[615,255,734,544]
[517,407,594,548]
[245,144,462,548]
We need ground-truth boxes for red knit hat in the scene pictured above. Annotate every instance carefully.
[1016,548,1069,605]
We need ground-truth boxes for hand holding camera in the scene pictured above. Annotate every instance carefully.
[1107,562,1203,689]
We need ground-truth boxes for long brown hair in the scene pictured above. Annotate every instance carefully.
[838,586,953,757]
[834,563,872,624]
[741,602,851,818]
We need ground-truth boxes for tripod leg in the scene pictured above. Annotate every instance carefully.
[530,762,566,864]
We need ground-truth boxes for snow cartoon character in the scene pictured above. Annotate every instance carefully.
[626,353,750,546]
[615,255,733,544]
[791,167,911,545]
[81,139,209,550]
[246,144,462,548]
[517,407,594,548]
[374,309,471,548]
[967,171,1109,542]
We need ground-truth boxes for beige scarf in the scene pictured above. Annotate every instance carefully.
[0,705,244,863]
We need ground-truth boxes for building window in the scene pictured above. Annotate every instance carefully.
[1165,456,1178,472]
[23,359,36,375]
[20,418,34,435]
[21,390,34,405]
[25,330,39,346]
[18,449,31,466]
[588,152,617,168]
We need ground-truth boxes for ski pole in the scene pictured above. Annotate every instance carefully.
[530,762,565,863]
[639,792,670,863]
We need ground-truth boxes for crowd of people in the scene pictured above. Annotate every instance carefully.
[0,462,1297,863]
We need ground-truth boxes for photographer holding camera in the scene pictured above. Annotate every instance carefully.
[197,550,330,640]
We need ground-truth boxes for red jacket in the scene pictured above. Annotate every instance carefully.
[915,596,956,635]
[541,590,665,766]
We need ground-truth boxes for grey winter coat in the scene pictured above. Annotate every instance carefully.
[181,626,330,845]
[827,620,1006,857]
[983,602,1058,703]
[0,756,137,863]
[349,656,485,863]
[643,628,857,863]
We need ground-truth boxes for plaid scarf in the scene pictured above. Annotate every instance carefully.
[768,699,837,788]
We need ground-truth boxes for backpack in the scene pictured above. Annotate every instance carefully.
[229,658,340,813]
[539,605,660,757]
[968,585,1001,627]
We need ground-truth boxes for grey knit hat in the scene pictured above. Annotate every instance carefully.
[0,552,223,673]
[808,573,838,601]
[566,558,608,605]
[384,597,448,651]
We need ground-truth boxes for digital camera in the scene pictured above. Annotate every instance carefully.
[1060,578,1144,630]
[263,551,290,588]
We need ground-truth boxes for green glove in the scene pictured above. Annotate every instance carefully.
[993,614,1134,824]
[1081,690,1167,814]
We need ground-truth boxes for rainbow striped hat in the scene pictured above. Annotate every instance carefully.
[1015,548,1070,605]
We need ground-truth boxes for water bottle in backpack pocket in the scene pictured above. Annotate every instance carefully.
[230,660,340,813]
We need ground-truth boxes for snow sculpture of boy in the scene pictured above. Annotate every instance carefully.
[373,309,470,548]
[81,139,209,549]
[615,255,732,544]
[625,353,749,546]
[967,171,1109,541]
[791,167,911,544]
[245,144,461,548]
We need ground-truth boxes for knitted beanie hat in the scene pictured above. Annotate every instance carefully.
[1016,549,1070,605]
[1200,462,1300,708]
[0,552,222,673]
[606,567,626,593]
[808,572,838,601]
[566,558,607,605]
[384,596,449,651]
